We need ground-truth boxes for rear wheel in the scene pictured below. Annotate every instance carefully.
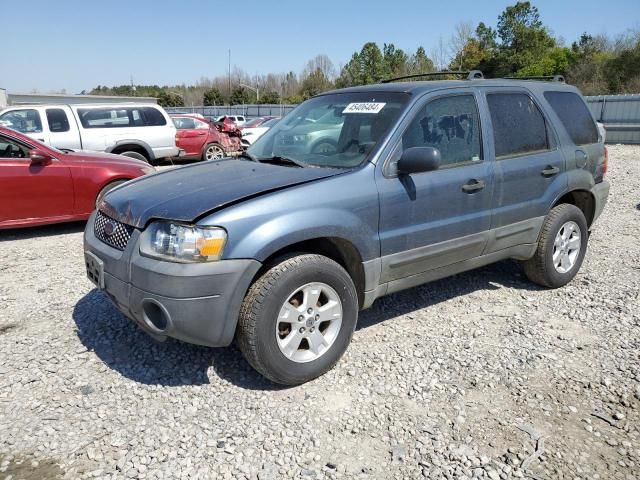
[523,203,588,288]
[95,180,128,208]
[202,143,225,161]
[236,254,358,385]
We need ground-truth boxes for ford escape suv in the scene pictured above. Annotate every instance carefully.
[84,72,609,385]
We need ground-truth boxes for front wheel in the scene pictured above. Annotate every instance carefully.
[202,143,225,161]
[523,204,588,288]
[236,254,358,385]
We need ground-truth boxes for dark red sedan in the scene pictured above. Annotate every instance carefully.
[171,115,242,161]
[0,126,154,229]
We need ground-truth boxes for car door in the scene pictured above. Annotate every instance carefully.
[44,107,81,150]
[478,88,567,253]
[0,133,74,225]
[376,90,494,284]
[174,117,207,156]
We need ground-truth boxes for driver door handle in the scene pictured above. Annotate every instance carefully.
[462,179,485,193]
[541,165,560,177]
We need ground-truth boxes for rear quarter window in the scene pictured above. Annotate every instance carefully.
[46,108,70,133]
[487,93,549,159]
[544,91,599,145]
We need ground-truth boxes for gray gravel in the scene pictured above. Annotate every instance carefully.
[1,145,639,480]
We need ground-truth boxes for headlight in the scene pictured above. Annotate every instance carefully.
[139,222,227,263]
[140,165,156,175]
[293,134,310,143]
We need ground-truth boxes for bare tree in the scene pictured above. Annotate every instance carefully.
[449,21,474,70]
[430,35,450,71]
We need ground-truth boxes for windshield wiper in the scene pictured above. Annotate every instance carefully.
[257,155,306,168]
[237,151,259,162]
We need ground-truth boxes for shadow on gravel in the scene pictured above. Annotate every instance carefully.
[0,221,86,241]
[73,260,537,390]
[72,289,282,391]
[357,259,539,330]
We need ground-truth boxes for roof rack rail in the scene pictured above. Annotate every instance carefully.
[381,70,484,83]
[503,75,566,83]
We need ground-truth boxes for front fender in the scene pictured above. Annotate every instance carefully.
[225,207,378,262]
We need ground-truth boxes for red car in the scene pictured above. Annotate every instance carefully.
[0,126,154,229]
[172,115,242,161]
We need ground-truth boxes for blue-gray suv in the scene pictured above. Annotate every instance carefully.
[84,74,610,385]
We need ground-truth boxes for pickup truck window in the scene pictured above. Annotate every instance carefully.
[249,92,409,169]
[0,109,43,134]
[46,109,70,133]
[77,107,167,129]
[402,94,482,167]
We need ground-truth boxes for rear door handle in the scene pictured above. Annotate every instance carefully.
[541,165,560,177]
[462,179,485,193]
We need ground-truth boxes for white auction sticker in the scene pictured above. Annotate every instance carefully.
[343,102,386,114]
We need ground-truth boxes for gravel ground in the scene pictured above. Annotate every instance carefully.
[1,145,639,480]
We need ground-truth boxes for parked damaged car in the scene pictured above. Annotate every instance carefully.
[85,76,609,385]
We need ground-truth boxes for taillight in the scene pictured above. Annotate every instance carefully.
[603,146,608,175]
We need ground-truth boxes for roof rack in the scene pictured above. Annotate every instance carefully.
[503,75,566,83]
[381,70,484,83]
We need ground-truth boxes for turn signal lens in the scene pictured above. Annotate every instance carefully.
[603,146,608,175]
[197,237,226,257]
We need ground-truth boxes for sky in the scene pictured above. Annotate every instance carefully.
[2,0,639,94]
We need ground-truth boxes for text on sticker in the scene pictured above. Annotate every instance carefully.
[343,103,386,114]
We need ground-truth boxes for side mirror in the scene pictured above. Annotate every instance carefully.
[30,149,53,166]
[397,146,441,175]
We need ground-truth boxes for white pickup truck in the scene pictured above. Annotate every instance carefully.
[0,103,179,163]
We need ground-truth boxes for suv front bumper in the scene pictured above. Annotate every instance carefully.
[83,212,261,347]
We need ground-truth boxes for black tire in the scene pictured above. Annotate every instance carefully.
[95,180,128,208]
[523,203,588,288]
[119,151,149,163]
[202,143,225,161]
[236,254,358,385]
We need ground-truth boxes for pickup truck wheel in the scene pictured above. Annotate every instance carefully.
[523,203,588,288]
[120,151,149,163]
[203,143,225,161]
[236,254,358,385]
[95,180,128,208]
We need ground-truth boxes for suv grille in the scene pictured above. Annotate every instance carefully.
[94,211,135,251]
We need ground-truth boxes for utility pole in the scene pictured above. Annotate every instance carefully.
[228,49,231,100]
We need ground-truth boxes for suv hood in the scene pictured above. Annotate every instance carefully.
[100,159,344,228]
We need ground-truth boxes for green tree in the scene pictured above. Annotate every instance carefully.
[157,91,184,107]
[229,86,250,105]
[203,87,225,106]
[260,90,281,104]
[408,46,434,74]
[336,42,386,87]
[382,43,408,79]
[300,68,333,99]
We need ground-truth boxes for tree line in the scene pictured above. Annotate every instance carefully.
[89,2,640,107]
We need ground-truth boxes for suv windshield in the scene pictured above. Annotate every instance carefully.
[248,92,410,168]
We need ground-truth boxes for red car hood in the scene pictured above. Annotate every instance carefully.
[64,150,150,168]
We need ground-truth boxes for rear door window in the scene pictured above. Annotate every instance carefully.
[0,109,43,134]
[544,91,598,145]
[487,93,549,158]
[46,109,70,133]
